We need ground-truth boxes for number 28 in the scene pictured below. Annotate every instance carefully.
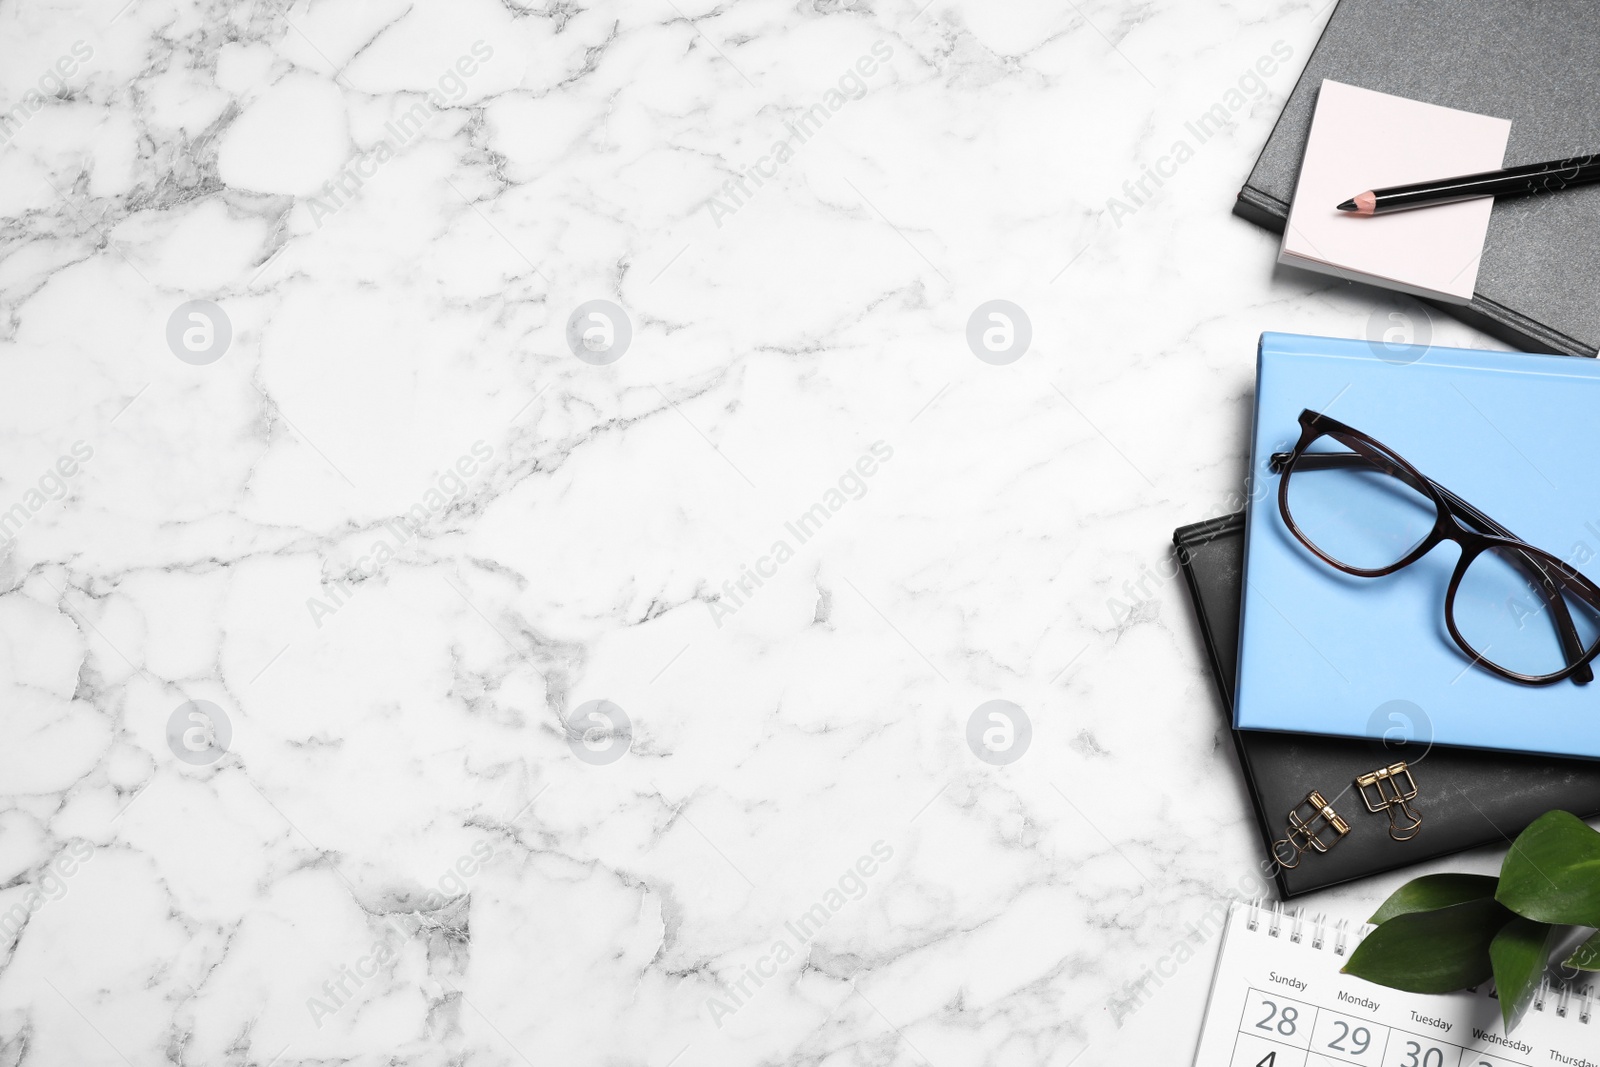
[1253,999,1298,1036]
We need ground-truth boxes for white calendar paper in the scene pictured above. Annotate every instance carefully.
[1193,901,1596,1067]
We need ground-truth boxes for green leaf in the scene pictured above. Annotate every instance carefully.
[1563,930,1600,971]
[1341,898,1511,993]
[1369,874,1501,925]
[1489,917,1555,1033]
[1497,811,1600,926]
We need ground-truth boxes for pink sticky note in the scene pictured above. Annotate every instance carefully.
[1279,80,1511,304]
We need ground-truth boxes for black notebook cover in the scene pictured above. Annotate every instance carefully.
[1235,0,1600,357]
[1174,512,1600,898]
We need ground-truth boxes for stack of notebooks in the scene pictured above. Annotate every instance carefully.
[1176,0,1600,898]
[1177,332,1600,898]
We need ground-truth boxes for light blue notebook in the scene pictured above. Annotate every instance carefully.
[1237,332,1600,759]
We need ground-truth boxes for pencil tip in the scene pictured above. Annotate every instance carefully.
[1336,199,1357,212]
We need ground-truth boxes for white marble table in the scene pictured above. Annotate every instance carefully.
[0,1,1514,1064]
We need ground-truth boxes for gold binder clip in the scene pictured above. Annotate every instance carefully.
[1271,790,1351,869]
[1357,761,1423,841]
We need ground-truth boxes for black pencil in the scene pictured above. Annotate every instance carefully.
[1337,153,1600,215]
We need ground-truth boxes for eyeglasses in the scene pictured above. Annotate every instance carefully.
[1270,408,1600,687]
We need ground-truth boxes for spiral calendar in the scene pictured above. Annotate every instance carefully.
[1193,901,1596,1067]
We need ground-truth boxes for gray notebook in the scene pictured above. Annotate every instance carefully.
[1236,0,1600,357]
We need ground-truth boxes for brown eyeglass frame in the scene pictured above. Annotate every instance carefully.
[1269,408,1600,687]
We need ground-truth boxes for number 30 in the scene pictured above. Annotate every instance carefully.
[1402,1041,1444,1067]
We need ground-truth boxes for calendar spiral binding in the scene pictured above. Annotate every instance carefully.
[1242,898,1595,1025]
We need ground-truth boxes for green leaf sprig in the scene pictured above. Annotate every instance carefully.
[1341,811,1600,1033]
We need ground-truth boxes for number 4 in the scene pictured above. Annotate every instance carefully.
[1254,1053,1276,1067]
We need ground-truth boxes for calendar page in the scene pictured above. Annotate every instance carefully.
[1193,901,1596,1067]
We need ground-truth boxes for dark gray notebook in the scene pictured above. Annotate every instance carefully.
[1236,0,1600,357]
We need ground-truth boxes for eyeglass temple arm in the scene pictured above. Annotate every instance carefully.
[1271,450,1595,685]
